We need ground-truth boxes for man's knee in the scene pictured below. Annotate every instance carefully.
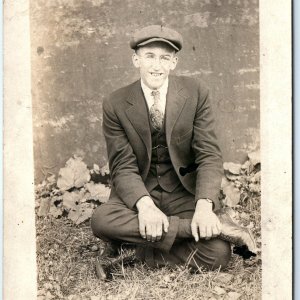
[191,238,231,270]
[91,203,121,239]
[210,239,231,270]
[91,202,138,241]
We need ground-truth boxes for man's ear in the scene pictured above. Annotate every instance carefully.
[132,53,140,68]
[170,56,178,71]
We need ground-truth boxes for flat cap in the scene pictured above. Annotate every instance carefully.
[130,25,183,51]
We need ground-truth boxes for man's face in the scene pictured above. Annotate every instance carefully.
[132,42,178,90]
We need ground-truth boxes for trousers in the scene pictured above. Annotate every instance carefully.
[91,185,231,270]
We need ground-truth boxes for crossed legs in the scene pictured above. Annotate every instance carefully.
[91,186,231,270]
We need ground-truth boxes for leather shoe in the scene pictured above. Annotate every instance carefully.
[95,242,136,281]
[216,207,257,259]
[98,241,121,258]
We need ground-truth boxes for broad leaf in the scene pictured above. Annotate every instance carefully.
[57,156,91,191]
[68,203,94,225]
[100,163,110,176]
[57,167,74,191]
[85,182,110,203]
[225,172,240,181]
[49,205,63,218]
[223,162,242,175]
[38,198,51,216]
[47,174,56,185]
[221,176,230,189]
[62,191,81,211]
[223,182,241,207]
[93,163,100,174]
[250,171,261,183]
[241,159,254,174]
[248,150,260,166]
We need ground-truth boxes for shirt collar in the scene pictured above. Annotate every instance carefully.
[141,78,169,98]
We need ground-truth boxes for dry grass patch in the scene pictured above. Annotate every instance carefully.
[36,154,261,299]
[36,215,261,300]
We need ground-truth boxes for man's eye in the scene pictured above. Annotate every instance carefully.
[162,56,171,61]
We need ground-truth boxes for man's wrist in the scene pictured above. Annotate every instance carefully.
[136,195,154,211]
[196,198,214,210]
[197,198,213,204]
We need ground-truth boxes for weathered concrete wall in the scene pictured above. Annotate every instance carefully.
[30,0,259,182]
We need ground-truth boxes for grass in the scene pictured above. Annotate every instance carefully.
[36,160,262,299]
[36,210,261,300]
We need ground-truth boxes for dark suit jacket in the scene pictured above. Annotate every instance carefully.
[103,75,223,210]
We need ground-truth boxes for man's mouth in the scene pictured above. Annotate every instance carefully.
[150,72,163,77]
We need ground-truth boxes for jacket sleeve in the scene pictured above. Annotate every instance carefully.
[102,97,150,209]
[192,83,223,209]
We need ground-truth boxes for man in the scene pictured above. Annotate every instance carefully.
[91,25,256,279]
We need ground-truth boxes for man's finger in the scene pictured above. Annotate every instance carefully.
[199,225,206,239]
[151,225,157,242]
[146,225,152,242]
[139,222,146,239]
[156,222,163,242]
[163,217,169,233]
[205,226,212,240]
[216,219,222,233]
[212,225,220,237]
[191,222,199,242]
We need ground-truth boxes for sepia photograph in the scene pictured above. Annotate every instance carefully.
[31,1,261,298]
[4,0,292,299]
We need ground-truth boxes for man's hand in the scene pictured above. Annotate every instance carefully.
[136,196,169,242]
[191,199,221,242]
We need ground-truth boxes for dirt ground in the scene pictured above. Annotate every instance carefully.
[35,212,261,300]
[35,154,262,300]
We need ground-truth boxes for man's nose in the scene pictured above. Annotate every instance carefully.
[152,57,162,69]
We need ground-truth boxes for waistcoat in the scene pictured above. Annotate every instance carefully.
[144,118,181,192]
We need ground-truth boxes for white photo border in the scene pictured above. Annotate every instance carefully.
[3,0,292,298]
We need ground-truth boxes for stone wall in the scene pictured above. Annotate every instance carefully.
[30,0,259,182]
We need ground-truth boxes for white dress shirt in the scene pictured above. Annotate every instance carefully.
[141,78,169,116]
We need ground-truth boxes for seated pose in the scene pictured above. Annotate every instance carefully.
[91,25,256,280]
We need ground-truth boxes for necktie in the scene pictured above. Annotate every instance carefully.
[150,90,163,131]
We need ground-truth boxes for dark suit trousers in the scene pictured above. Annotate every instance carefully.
[91,185,231,270]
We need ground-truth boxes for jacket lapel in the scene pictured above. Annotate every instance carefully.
[165,76,189,146]
[125,77,189,157]
[125,81,152,160]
